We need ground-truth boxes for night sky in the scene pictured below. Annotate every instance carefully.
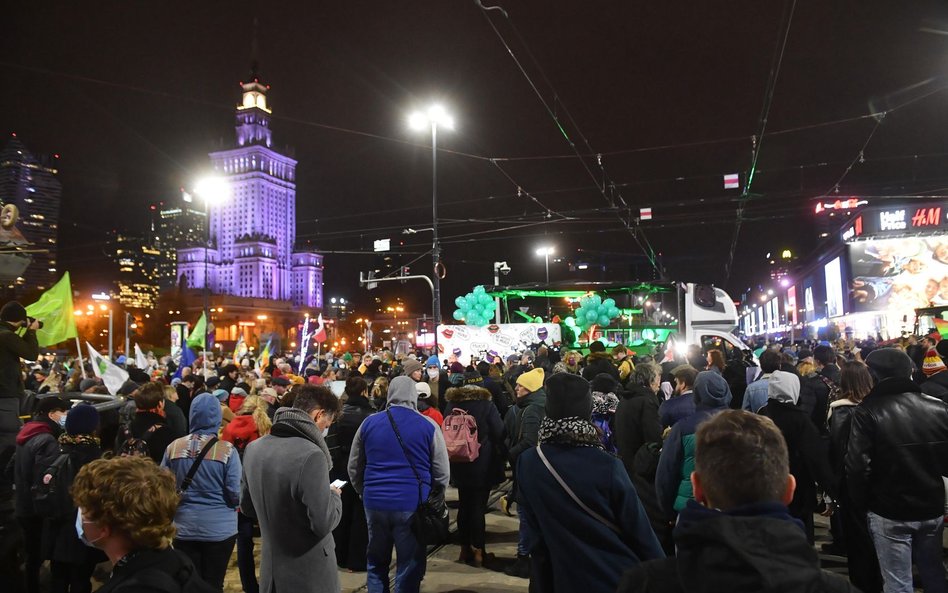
[6,1,948,316]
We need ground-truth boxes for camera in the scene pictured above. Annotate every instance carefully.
[27,316,43,329]
[495,261,511,276]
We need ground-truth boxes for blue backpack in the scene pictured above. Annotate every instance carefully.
[591,413,617,454]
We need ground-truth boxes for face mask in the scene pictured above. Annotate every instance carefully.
[58,414,67,428]
[75,509,104,548]
[427,369,439,379]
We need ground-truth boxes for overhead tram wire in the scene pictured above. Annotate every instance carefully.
[475,1,660,275]
[724,0,798,282]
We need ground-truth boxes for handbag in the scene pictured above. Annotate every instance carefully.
[386,410,450,545]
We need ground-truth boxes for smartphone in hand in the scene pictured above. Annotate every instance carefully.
[330,479,347,489]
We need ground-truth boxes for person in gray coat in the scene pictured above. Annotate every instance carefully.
[240,384,343,593]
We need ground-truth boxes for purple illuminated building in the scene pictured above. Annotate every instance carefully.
[177,68,323,309]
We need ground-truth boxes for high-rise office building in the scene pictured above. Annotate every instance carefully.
[106,231,161,310]
[0,134,61,293]
[178,66,323,309]
[150,198,206,290]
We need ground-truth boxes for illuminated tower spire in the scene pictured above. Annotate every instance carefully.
[235,19,272,147]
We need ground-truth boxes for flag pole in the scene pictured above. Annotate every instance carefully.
[75,336,87,379]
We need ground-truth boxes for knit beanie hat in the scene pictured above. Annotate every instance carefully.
[545,373,592,421]
[590,373,619,394]
[65,403,100,436]
[449,362,465,374]
[402,359,423,377]
[426,355,441,367]
[462,369,484,386]
[516,368,545,393]
[588,341,606,354]
[922,348,947,377]
[213,389,229,402]
[0,301,27,323]
[79,378,98,392]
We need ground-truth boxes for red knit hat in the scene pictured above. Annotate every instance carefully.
[922,348,946,377]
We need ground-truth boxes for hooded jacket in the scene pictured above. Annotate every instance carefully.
[160,393,241,542]
[503,387,547,464]
[846,376,948,520]
[655,372,731,516]
[615,383,663,479]
[13,418,61,517]
[582,351,620,381]
[347,376,450,512]
[0,321,38,401]
[617,500,856,593]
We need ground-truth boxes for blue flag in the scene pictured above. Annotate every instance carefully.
[173,345,197,380]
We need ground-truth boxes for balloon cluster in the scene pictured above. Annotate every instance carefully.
[574,295,620,330]
[453,285,497,326]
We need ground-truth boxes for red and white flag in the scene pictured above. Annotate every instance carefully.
[640,207,652,221]
[724,173,740,189]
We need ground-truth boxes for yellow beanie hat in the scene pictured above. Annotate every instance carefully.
[516,367,545,393]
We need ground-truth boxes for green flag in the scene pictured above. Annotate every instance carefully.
[186,312,206,350]
[25,272,77,347]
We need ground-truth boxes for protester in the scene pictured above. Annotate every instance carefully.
[919,347,948,402]
[615,362,663,479]
[846,348,948,593]
[41,403,106,593]
[798,344,838,435]
[658,365,697,428]
[444,381,505,567]
[14,396,69,593]
[241,385,343,593]
[0,301,41,477]
[758,371,837,544]
[618,410,858,593]
[71,456,213,591]
[329,376,373,572]
[582,341,619,381]
[348,376,450,593]
[117,382,180,463]
[655,371,731,518]
[828,361,882,592]
[161,384,188,436]
[160,393,241,592]
[518,373,664,593]
[212,389,235,430]
[502,367,546,578]
[742,349,780,413]
[589,373,621,453]
[415,382,443,426]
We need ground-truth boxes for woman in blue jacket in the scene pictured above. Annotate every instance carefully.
[160,392,241,592]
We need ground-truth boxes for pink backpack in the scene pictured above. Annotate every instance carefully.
[442,408,481,463]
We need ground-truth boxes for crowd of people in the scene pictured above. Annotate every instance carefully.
[1,292,947,593]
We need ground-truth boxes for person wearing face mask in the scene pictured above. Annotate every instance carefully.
[71,456,214,592]
[241,385,343,593]
[160,392,241,592]
[13,396,69,593]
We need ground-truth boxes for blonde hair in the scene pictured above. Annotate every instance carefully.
[162,384,178,402]
[71,456,179,549]
[370,377,389,400]
[237,395,272,436]
[796,361,815,377]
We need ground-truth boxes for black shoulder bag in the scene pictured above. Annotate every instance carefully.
[386,410,449,545]
[178,436,219,495]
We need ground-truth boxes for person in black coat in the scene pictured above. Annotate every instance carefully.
[759,371,837,544]
[581,341,619,381]
[328,376,374,571]
[517,373,664,593]
[618,410,857,593]
[797,344,838,435]
[114,383,181,464]
[614,362,663,481]
[444,384,505,567]
[43,404,107,593]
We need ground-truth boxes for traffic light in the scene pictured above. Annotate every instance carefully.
[417,318,430,335]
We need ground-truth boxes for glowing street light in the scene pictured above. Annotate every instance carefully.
[536,246,555,318]
[193,175,231,361]
[408,103,454,348]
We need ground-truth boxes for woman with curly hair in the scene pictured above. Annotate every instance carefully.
[71,456,212,591]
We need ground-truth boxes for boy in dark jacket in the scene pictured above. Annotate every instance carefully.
[115,383,180,463]
[619,410,857,593]
[14,396,68,593]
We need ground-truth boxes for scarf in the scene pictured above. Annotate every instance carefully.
[591,391,620,415]
[59,433,100,447]
[269,407,332,471]
[538,416,603,449]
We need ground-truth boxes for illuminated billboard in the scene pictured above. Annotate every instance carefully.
[848,234,948,313]
[824,257,844,318]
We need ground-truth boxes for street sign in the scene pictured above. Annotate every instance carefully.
[724,173,740,189]
[640,207,652,221]
[373,239,390,252]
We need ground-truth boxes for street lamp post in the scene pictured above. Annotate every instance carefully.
[493,261,510,324]
[410,105,454,348]
[536,246,554,319]
[194,177,228,368]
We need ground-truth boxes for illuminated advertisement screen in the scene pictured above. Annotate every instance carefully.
[768,298,779,329]
[757,307,765,332]
[824,257,844,318]
[787,286,798,325]
[849,234,948,313]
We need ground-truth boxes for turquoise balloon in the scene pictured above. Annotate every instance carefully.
[455,296,466,308]
[603,298,615,309]
[453,310,465,321]
[598,315,610,326]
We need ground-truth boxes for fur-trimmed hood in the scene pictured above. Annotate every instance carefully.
[586,351,614,363]
[445,385,492,402]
